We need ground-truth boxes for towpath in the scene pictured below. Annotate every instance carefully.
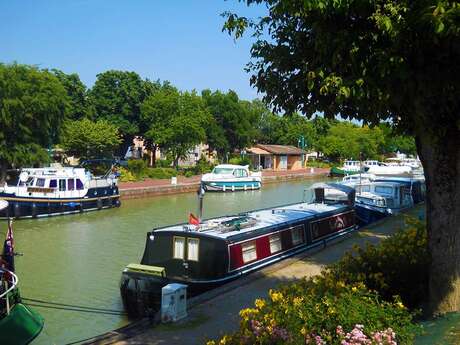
[118,168,329,199]
[83,205,424,345]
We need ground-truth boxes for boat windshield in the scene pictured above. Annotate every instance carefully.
[212,167,234,175]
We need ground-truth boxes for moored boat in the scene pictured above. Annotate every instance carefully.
[329,160,361,177]
[0,165,120,219]
[353,181,415,225]
[201,164,262,192]
[0,200,44,344]
[363,161,412,177]
[120,183,357,317]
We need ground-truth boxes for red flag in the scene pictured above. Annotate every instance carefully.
[189,213,200,225]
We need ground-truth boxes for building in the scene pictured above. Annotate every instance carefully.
[247,144,307,171]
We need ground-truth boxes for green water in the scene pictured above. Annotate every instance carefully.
[1,179,326,345]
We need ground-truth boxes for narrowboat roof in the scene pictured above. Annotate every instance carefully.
[153,201,350,241]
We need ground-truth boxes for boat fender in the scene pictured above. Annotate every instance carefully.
[79,202,84,213]
[231,185,235,192]
[244,184,247,191]
[31,203,37,218]
[14,203,20,218]
[223,185,226,192]
[114,199,121,208]
[97,198,103,210]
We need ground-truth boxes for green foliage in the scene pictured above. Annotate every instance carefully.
[326,217,429,310]
[118,167,136,182]
[145,167,177,179]
[60,119,122,160]
[202,90,260,158]
[127,159,148,178]
[193,155,214,174]
[228,156,251,166]
[0,63,68,179]
[208,220,427,345]
[90,70,147,142]
[155,159,172,168]
[51,69,92,120]
[141,88,210,167]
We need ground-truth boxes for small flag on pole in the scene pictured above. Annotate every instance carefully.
[2,219,15,272]
[189,213,200,226]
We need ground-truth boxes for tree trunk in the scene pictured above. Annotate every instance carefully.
[151,144,157,168]
[0,159,7,184]
[416,129,460,315]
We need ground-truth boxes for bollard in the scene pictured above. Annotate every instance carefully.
[171,176,177,185]
[310,167,314,173]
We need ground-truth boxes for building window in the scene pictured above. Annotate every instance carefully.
[68,179,75,191]
[49,179,57,188]
[291,226,304,246]
[173,237,185,259]
[59,179,66,191]
[187,238,199,261]
[269,234,282,254]
[35,178,45,187]
[76,179,84,190]
[242,241,257,263]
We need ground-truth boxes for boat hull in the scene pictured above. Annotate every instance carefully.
[0,189,121,219]
[202,180,261,192]
[0,303,44,345]
[329,167,360,177]
[355,204,389,225]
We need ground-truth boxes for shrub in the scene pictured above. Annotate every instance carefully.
[228,156,251,167]
[207,282,418,345]
[326,217,429,309]
[118,167,136,182]
[194,155,214,174]
[306,160,331,168]
[145,167,177,179]
[127,159,148,178]
[207,218,426,345]
[156,159,172,168]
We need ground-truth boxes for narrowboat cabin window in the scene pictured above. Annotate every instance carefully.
[375,186,393,195]
[59,179,66,191]
[291,226,304,246]
[269,234,282,254]
[242,241,257,263]
[187,238,199,261]
[173,236,185,259]
[76,179,84,190]
[49,179,57,188]
[68,179,75,191]
[36,178,45,187]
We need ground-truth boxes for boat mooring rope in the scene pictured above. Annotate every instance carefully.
[22,297,127,316]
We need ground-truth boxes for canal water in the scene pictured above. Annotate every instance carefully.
[4,178,327,345]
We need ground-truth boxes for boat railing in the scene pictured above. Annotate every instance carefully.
[0,267,18,315]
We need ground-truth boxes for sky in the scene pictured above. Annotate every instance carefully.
[0,0,267,100]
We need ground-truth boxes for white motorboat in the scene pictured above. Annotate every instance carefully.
[201,164,262,192]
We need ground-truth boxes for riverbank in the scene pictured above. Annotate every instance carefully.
[82,205,425,345]
[118,168,329,199]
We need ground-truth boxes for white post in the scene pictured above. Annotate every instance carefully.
[4,280,10,315]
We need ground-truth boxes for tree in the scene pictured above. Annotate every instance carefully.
[89,70,147,154]
[202,90,259,158]
[60,119,122,160]
[224,1,460,314]
[51,69,92,120]
[141,88,210,168]
[0,63,68,181]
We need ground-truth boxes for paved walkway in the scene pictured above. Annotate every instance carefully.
[85,205,424,345]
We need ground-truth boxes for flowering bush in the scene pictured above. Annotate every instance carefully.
[325,217,429,309]
[206,218,426,345]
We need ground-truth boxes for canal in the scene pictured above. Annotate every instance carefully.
[4,178,327,345]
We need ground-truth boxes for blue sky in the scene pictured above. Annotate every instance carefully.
[0,0,266,100]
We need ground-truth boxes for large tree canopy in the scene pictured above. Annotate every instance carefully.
[60,119,122,160]
[224,1,460,314]
[0,63,68,181]
[141,87,210,167]
[90,70,147,152]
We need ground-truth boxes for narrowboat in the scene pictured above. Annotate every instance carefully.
[201,164,262,192]
[353,181,415,225]
[0,200,44,344]
[0,166,120,219]
[120,183,357,317]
